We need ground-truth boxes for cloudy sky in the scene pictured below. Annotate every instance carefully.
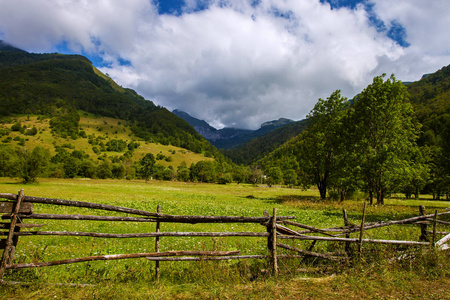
[1,0,449,129]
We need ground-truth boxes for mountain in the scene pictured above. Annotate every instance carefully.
[0,43,220,157]
[172,109,295,149]
[221,119,308,165]
[0,40,26,53]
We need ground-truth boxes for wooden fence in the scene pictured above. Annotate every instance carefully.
[1,189,449,284]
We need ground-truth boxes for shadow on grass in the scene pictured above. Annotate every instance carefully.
[276,195,323,203]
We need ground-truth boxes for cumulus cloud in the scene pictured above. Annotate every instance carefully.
[0,0,449,129]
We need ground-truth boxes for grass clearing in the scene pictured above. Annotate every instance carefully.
[0,178,449,299]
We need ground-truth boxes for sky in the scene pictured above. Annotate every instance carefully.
[0,0,449,129]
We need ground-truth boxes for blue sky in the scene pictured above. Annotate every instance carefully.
[1,0,449,129]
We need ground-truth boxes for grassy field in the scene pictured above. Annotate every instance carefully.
[0,178,449,299]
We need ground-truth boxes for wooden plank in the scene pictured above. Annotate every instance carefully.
[7,213,158,222]
[0,202,33,214]
[278,235,430,246]
[358,202,367,256]
[271,208,278,276]
[155,205,161,282]
[432,210,438,247]
[277,242,343,260]
[419,205,429,242]
[13,231,269,238]
[0,193,295,223]
[146,255,267,261]
[6,251,241,269]
[436,233,450,251]
[343,209,351,255]
[282,220,338,237]
[4,212,296,224]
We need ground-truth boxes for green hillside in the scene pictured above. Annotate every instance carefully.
[0,49,218,156]
[0,46,241,183]
[406,64,450,147]
[0,112,214,180]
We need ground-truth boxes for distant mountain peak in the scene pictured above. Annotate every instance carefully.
[261,118,294,128]
[173,109,296,149]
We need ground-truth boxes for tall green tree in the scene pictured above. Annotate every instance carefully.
[351,74,419,205]
[16,146,50,183]
[296,90,349,200]
[139,153,155,182]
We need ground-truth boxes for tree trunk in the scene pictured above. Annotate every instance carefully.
[340,188,347,202]
[318,181,327,200]
[376,189,384,205]
[368,190,373,205]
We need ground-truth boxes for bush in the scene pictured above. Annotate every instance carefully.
[11,122,21,131]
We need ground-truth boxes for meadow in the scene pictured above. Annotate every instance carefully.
[0,178,449,299]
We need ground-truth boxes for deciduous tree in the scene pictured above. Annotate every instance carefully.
[296,90,349,200]
[351,74,419,205]
[139,153,155,182]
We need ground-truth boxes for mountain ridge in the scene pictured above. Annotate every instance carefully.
[172,109,295,149]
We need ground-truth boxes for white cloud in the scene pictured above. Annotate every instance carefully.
[0,0,449,129]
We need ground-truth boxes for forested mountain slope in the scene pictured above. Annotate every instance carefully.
[221,119,308,165]
[0,44,218,156]
[406,64,450,147]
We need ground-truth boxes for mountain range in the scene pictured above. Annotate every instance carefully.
[1,40,448,170]
[172,109,295,149]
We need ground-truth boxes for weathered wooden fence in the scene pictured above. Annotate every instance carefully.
[1,189,449,284]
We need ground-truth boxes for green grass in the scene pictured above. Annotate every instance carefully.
[0,178,449,299]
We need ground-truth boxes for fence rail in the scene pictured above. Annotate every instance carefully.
[1,189,449,284]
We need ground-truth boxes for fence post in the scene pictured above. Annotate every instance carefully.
[358,202,367,258]
[419,205,428,242]
[0,189,24,282]
[271,208,278,276]
[155,205,161,281]
[432,210,438,248]
[342,209,351,256]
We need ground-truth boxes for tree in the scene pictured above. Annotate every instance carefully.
[139,153,155,182]
[351,74,419,205]
[296,90,349,200]
[97,160,112,179]
[0,145,19,177]
[283,169,298,188]
[266,166,283,187]
[16,146,50,183]
[176,166,190,182]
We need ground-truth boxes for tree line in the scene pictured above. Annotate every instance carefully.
[0,143,257,185]
[260,74,449,204]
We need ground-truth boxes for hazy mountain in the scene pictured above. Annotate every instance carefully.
[173,109,295,149]
[0,40,26,52]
